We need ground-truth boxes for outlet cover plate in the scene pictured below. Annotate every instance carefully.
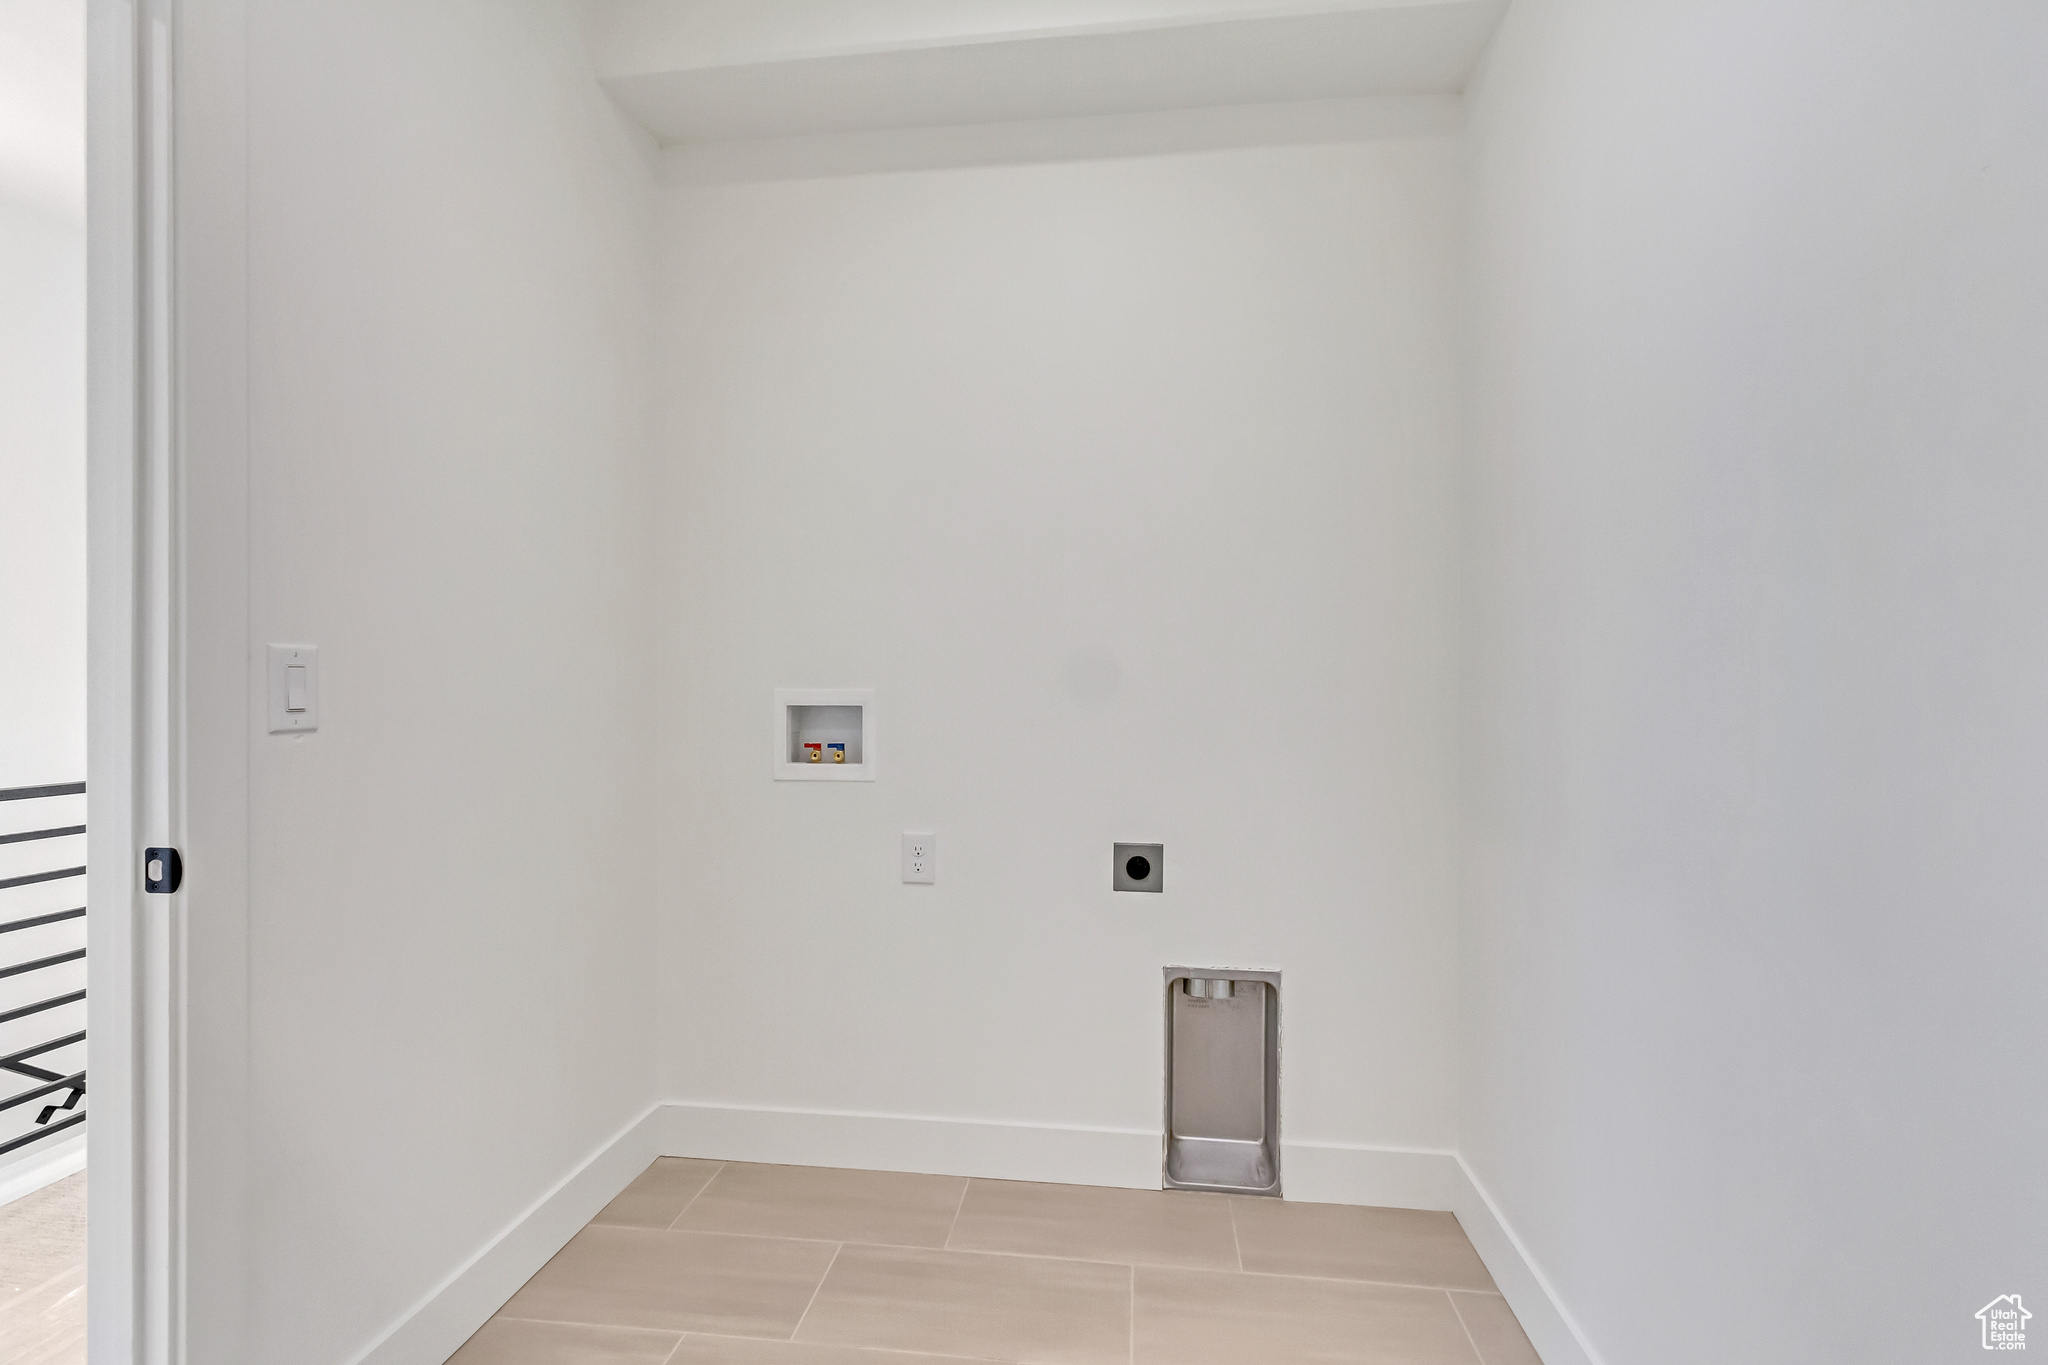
[902,832,936,884]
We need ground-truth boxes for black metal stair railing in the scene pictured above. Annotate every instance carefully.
[0,780,87,1156]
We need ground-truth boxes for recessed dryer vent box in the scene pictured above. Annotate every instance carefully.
[1163,966,1281,1197]
[773,689,874,781]
[1115,843,1162,892]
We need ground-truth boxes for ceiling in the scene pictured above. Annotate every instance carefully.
[584,0,1509,146]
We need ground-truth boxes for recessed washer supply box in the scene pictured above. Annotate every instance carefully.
[1163,966,1281,1197]
[773,689,875,781]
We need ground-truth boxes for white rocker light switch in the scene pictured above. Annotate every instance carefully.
[268,644,320,733]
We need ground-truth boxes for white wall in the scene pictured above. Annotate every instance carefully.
[0,0,86,1193]
[0,215,85,1158]
[0,0,86,793]
[227,2,659,1358]
[0,194,84,790]
[1461,3,2048,1362]
[0,0,86,225]
[654,132,1464,1162]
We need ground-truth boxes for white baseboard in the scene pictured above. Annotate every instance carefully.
[347,1104,663,1365]
[0,1131,87,1208]
[661,1104,1466,1212]
[1282,1139,1464,1209]
[1449,1154,1604,1365]
[660,1102,1163,1188]
[339,1100,1593,1365]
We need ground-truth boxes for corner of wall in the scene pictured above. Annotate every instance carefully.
[1450,1155,1603,1365]
[346,1104,664,1365]
[0,1132,86,1209]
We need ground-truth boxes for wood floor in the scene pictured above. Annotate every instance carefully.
[0,1169,87,1364]
[448,1160,1544,1365]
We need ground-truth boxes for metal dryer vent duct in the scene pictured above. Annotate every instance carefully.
[1162,966,1281,1197]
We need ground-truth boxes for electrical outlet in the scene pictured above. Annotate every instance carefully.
[902,832,936,884]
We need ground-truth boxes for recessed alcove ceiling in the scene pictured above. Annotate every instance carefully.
[582,0,1510,146]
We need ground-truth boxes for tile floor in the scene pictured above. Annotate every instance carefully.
[0,1169,88,1364]
[447,1159,1542,1365]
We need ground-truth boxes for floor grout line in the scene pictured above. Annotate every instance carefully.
[1128,1263,1136,1365]
[874,1239,1500,1293]
[785,1241,844,1343]
[1228,1196,1244,1273]
[830,1241,1153,1271]
[587,1224,1497,1293]
[1447,1287,1489,1365]
[666,1159,728,1231]
[681,1332,1015,1362]
[494,1314,686,1333]
[1217,1266,1499,1294]
[943,1177,972,1251]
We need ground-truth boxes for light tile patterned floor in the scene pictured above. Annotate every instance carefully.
[0,1170,88,1365]
[448,1159,1543,1365]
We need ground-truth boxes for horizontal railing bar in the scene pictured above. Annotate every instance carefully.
[0,1071,85,1114]
[0,825,86,846]
[0,1109,86,1155]
[0,907,86,935]
[0,990,86,1026]
[0,866,86,891]
[0,787,95,1156]
[0,783,85,802]
[0,1031,85,1070]
[0,947,85,980]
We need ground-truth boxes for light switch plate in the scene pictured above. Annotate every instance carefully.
[268,644,320,733]
[902,832,936,884]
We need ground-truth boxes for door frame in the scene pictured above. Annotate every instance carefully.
[87,1,250,1360]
